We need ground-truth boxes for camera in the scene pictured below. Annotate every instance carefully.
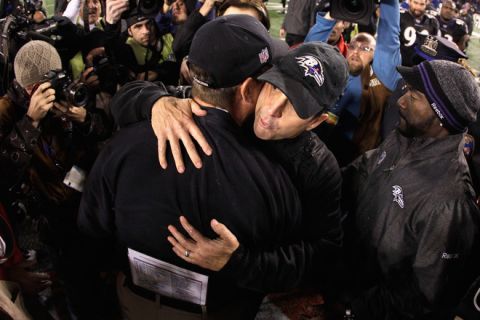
[330,0,377,25]
[43,70,88,107]
[123,0,163,19]
[90,55,119,94]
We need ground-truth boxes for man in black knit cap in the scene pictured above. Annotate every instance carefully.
[342,59,480,319]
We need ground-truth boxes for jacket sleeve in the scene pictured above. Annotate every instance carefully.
[74,107,113,141]
[341,149,378,212]
[220,240,315,293]
[103,21,138,74]
[372,0,402,91]
[269,132,343,248]
[62,0,81,23]
[0,100,41,191]
[78,144,116,239]
[219,133,343,292]
[351,199,480,319]
[109,80,172,127]
[70,144,118,319]
[172,10,209,61]
[304,12,336,43]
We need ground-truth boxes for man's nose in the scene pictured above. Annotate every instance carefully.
[397,94,408,110]
[267,104,283,117]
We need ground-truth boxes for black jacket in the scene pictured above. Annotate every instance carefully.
[172,10,209,61]
[342,129,480,319]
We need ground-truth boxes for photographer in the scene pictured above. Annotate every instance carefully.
[103,0,179,84]
[68,28,121,117]
[0,40,110,316]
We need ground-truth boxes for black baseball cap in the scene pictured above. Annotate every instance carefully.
[188,14,273,88]
[258,42,349,119]
[126,8,151,28]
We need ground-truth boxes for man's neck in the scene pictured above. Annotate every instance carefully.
[410,11,424,21]
[192,97,226,110]
[439,15,452,23]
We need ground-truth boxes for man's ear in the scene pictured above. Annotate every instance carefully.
[128,28,132,37]
[239,77,261,105]
[306,113,329,131]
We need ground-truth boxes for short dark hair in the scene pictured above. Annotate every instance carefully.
[189,63,238,110]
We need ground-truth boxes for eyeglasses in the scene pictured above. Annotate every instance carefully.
[347,42,374,53]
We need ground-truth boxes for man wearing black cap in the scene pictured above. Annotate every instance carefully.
[78,15,304,319]
[341,60,480,319]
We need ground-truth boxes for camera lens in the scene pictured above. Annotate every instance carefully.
[343,0,364,13]
[66,83,89,107]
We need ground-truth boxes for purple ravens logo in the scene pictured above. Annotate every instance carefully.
[295,56,324,87]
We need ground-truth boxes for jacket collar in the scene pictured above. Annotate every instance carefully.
[390,128,464,161]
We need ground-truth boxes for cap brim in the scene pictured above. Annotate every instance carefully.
[258,65,323,119]
[396,65,424,93]
[413,46,435,62]
[127,16,150,28]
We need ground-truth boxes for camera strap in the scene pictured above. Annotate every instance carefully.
[83,0,90,33]
[0,16,15,89]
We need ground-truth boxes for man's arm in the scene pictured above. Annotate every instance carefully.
[109,80,171,127]
[62,0,81,23]
[168,215,317,292]
[0,83,54,191]
[304,12,336,43]
[372,0,402,91]
[172,0,215,61]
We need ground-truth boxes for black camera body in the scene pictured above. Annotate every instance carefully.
[122,0,163,19]
[330,0,377,25]
[91,55,119,94]
[43,70,88,107]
